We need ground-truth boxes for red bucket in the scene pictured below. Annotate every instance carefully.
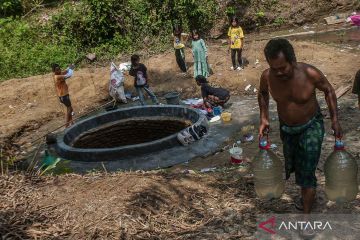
[231,156,245,164]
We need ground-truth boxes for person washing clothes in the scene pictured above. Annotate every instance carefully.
[228,17,244,71]
[52,63,75,128]
[195,75,230,108]
[129,54,159,106]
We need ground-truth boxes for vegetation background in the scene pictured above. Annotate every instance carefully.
[0,0,358,81]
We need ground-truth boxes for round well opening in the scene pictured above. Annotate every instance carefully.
[53,106,207,162]
[72,117,192,149]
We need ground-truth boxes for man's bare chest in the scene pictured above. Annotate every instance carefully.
[268,78,315,104]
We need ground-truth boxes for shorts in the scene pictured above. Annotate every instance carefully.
[59,94,72,107]
[280,110,324,188]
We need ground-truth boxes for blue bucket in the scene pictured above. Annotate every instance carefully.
[213,106,222,116]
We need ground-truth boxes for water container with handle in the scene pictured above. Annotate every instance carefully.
[252,136,284,199]
[164,92,180,105]
[229,142,244,164]
[324,139,358,203]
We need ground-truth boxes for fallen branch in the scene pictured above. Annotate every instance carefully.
[335,85,352,99]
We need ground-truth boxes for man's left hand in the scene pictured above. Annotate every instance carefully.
[331,121,343,138]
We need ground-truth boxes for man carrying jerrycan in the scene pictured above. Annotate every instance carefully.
[257,39,343,214]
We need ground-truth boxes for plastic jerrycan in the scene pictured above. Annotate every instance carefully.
[324,139,358,203]
[252,137,285,199]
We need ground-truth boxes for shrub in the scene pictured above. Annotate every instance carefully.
[0,0,22,17]
[1,0,218,80]
[0,18,79,81]
[273,17,286,26]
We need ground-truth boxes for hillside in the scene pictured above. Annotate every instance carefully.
[0,0,359,80]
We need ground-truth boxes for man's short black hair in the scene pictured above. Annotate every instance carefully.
[131,54,140,65]
[195,75,208,84]
[51,63,60,72]
[264,38,297,63]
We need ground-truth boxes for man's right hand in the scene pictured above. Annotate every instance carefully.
[259,120,270,138]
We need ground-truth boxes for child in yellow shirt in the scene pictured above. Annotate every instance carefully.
[228,17,244,71]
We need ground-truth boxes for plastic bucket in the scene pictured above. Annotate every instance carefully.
[213,106,222,116]
[229,143,244,164]
[221,112,231,122]
[164,92,180,105]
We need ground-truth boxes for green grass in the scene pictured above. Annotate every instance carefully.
[0,18,79,81]
[0,0,218,81]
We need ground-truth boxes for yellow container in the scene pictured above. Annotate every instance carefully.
[221,112,232,122]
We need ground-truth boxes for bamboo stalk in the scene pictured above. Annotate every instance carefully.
[26,140,44,175]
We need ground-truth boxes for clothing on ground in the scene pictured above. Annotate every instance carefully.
[280,110,324,188]
[201,83,230,100]
[59,94,72,107]
[129,63,148,87]
[175,48,187,72]
[228,26,244,49]
[136,85,159,106]
[349,15,360,26]
[192,39,209,78]
[352,69,360,94]
[207,95,230,107]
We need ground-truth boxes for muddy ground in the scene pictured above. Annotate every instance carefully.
[1,29,360,239]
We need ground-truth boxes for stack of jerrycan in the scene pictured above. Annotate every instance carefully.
[324,139,358,203]
[252,137,284,199]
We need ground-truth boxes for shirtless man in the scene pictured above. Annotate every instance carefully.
[258,39,342,214]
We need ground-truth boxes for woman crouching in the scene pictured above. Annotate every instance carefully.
[195,75,230,108]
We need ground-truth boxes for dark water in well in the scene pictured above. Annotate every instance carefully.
[72,117,191,148]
